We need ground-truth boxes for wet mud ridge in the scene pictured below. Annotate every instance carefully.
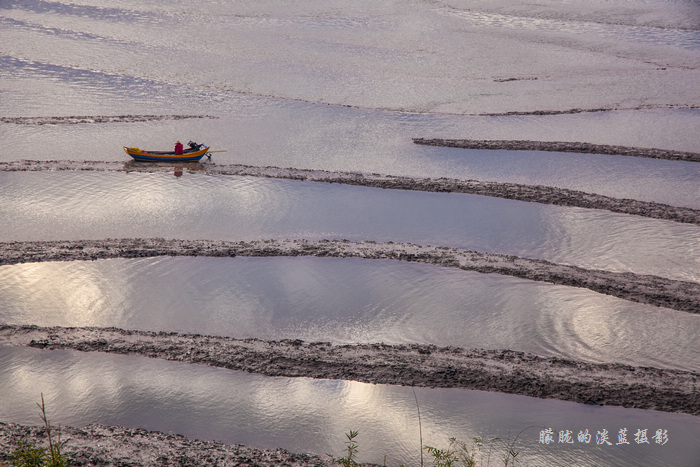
[0,422,330,467]
[2,238,698,313]
[413,138,700,163]
[1,324,699,417]
[0,115,217,125]
[2,160,700,225]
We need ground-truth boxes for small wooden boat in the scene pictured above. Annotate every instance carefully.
[124,143,211,162]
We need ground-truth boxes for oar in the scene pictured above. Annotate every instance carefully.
[204,149,227,161]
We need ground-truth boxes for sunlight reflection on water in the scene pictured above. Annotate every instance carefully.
[1,256,699,372]
[1,346,699,466]
[1,171,697,281]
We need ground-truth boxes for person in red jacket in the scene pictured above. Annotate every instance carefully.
[174,141,184,155]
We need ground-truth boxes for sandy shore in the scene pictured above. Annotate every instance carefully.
[2,238,698,313]
[0,422,331,467]
[2,159,698,225]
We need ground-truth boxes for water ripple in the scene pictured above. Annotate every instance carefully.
[440,7,700,50]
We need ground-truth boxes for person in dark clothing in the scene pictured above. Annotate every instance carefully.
[174,141,184,155]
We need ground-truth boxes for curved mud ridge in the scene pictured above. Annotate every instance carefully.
[413,138,700,163]
[1,325,699,417]
[2,238,699,313]
[0,115,218,125]
[2,160,699,225]
[479,105,700,118]
[0,422,329,467]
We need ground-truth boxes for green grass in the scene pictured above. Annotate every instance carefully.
[328,430,362,466]
[328,430,525,467]
[4,395,69,467]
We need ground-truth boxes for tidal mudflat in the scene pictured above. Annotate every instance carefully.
[2,0,700,465]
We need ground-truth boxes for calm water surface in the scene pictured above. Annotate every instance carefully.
[1,172,698,282]
[2,99,699,209]
[1,256,698,372]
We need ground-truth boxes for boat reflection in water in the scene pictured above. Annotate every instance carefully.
[123,141,211,162]
[122,160,208,177]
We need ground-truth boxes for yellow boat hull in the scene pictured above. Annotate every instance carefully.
[124,145,210,162]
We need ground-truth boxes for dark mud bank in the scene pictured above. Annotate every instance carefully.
[413,138,700,163]
[2,325,699,417]
[2,160,699,225]
[0,422,330,467]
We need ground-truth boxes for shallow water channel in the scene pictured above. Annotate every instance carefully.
[2,171,698,282]
[1,255,699,373]
[2,346,700,466]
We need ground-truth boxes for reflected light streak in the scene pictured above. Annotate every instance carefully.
[65,273,105,322]
[121,174,175,213]
[0,260,130,326]
[221,176,283,220]
[3,346,700,466]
